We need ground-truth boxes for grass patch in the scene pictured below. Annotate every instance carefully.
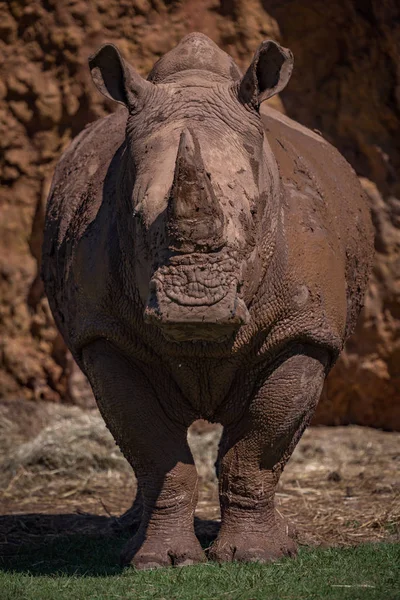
[0,536,399,600]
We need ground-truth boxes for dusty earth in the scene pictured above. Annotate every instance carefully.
[0,399,398,558]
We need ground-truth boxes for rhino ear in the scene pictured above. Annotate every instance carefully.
[239,40,293,107]
[89,44,153,108]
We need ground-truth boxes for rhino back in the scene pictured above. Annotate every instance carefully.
[261,106,373,345]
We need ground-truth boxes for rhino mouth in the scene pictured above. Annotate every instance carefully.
[154,263,233,307]
[143,253,250,342]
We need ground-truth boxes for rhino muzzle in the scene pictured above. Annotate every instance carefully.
[144,276,250,342]
[143,254,250,342]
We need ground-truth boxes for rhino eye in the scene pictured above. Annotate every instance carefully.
[132,208,144,224]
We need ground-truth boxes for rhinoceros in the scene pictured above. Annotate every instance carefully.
[42,33,373,568]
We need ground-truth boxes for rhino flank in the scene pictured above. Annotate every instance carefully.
[42,33,373,568]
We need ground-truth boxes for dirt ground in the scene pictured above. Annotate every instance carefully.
[0,399,399,556]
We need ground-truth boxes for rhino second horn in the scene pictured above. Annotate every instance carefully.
[167,129,226,253]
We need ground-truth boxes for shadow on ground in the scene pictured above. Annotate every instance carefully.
[0,512,220,576]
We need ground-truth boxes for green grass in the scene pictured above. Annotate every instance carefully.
[0,536,399,600]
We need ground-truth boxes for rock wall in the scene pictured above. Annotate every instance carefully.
[0,0,398,427]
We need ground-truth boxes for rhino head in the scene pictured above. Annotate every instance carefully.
[89,33,293,342]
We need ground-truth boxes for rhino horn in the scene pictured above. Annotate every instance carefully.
[167,129,225,253]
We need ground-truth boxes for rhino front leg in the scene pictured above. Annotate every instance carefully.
[210,345,329,563]
[82,339,205,569]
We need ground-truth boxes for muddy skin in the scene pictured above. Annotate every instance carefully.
[42,33,374,569]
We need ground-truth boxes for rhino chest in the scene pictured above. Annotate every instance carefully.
[164,357,240,419]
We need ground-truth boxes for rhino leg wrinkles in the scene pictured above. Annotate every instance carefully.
[210,344,328,563]
[82,338,206,569]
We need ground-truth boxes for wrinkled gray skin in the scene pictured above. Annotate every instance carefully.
[42,33,374,568]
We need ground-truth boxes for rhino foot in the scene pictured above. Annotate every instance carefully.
[121,532,206,570]
[208,514,297,564]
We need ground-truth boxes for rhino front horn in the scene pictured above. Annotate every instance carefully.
[167,128,226,253]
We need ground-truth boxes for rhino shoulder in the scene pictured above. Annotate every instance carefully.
[261,105,330,148]
[260,105,374,345]
[260,105,359,188]
[55,109,126,177]
[44,110,126,247]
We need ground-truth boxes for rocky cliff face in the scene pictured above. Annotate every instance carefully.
[0,0,398,427]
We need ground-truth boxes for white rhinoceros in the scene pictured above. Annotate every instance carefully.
[42,33,373,568]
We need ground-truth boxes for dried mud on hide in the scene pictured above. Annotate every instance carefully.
[0,400,399,556]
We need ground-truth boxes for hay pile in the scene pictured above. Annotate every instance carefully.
[0,402,132,512]
[3,410,128,476]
